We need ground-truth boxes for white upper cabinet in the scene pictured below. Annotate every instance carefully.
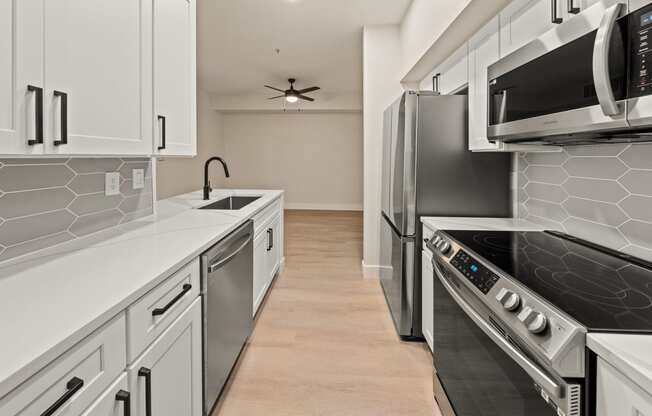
[468,17,502,151]
[153,0,197,157]
[499,0,562,58]
[420,43,469,95]
[0,0,45,155]
[44,0,153,156]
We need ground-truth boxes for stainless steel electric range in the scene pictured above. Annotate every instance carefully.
[427,230,652,416]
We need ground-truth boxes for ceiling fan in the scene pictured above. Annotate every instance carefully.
[265,78,320,103]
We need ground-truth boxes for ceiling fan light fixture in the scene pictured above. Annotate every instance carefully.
[285,94,298,103]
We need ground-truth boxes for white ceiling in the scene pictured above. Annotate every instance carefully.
[197,0,412,96]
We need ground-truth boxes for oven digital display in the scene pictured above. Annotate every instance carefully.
[450,250,500,294]
[642,11,652,27]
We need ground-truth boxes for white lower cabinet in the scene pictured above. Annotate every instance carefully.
[80,374,129,416]
[597,358,652,416]
[253,211,282,316]
[129,298,203,416]
[421,248,434,352]
[253,229,268,315]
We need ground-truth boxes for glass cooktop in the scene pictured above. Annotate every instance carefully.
[443,230,652,333]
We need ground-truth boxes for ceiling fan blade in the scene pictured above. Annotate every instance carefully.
[264,85,286,93]
[267,95,285,100]
[297,94,315,102]
[296,86,320,94]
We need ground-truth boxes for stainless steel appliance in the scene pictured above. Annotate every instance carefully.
[488,0,652,145]
[427,229,652,415]
[201,220,254,415]
[379,92,511,339]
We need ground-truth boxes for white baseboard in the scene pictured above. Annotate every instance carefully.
[361,261,381,279]
[285,202,363,211]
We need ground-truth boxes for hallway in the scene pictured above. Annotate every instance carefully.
[213,210,438,416]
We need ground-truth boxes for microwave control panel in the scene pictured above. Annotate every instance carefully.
[630,4,652,97]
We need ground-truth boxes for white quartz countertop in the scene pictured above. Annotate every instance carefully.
[0,188,283,399]
[588,333,652,395]
[421,217,543,231]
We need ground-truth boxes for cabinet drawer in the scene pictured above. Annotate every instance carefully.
[597,358,652,416]
[0,314,126,416]
[253,199,281,236]
[80,373,129,416]
[126,258,200,362]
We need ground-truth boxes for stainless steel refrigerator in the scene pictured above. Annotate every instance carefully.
[379,91,511,339]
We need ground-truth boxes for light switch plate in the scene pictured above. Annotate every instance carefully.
[105,172,120,196]
[132,169,145,190]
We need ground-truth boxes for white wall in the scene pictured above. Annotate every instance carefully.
[399,0,472,78]
[156,89,225,200]
[362,26,403,274]
[220,112,363,210]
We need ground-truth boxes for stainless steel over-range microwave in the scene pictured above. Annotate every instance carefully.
[487,0,652,145]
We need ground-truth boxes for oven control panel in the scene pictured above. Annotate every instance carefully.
[450,250,500,295]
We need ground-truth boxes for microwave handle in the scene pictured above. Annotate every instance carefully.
[593,2,625,116]
[432,260,563,400]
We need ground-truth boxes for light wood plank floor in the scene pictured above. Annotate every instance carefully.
[212,210,439,416]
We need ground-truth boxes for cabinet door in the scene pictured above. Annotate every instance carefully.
[253,231,267,316]
[419,43,468,95]
[153,0,196,156]
[0,0,45,155]
[129,298,202,416]
[597,358,652,416]
[43,0,153,155]
[421,249,434,352]
[266,216,281,283]
[468,17,501,151]
[82,374,130,416]
[499,0,560,58]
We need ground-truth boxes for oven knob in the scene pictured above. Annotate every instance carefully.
[432,235,442,247]
[518,307,548,334]
[497,289,521,312]
[439,241,452,255]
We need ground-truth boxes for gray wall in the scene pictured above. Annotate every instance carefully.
[0,158,153,263]
[517,143,652,262]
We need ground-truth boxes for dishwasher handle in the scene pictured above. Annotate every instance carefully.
[208,235,252,273]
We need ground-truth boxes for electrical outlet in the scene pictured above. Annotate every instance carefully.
[132,169,145,190]
[105,172,120,196]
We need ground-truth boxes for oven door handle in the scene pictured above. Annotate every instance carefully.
[592,2,625,116]
[432,261,563,399]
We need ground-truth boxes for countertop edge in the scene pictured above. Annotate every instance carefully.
[0,190,284,400]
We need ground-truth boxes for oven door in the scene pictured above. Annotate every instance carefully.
[432,260,578,416]
[487,0,628,143]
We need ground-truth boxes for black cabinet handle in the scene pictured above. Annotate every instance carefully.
[40,377,84,416]
[568,0,580,14]
[152,284,192,317]
[27,85,43,146]
[270,227,274,250]
[551,0,563,24]
[432,73,441,93]
[115,390,131,416]
[157,115,166,150]
[138,367,152,416]
[53,90,68,146]
[267,228,272,251]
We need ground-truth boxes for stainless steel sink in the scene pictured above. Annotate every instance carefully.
[199,196,261,210]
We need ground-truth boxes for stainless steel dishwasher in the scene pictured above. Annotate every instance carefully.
[201,220,253,415]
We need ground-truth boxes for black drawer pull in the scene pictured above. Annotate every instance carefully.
[266,228,272,251]
[551,0,563,24]
[53,90,68,146]
[115,390,131,416]
[157,115,166,150]
[27,85,43,146]
[568,0,579,14]
[40,377,84,416]
[138,368,152,416]
[152,284,192,317]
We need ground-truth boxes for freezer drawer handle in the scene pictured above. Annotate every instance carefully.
[115,390,131,416]
[151,284,192,317]
[208,235,253,272]
[40,377,84,416]
[432,260,563,399]
[138,367,152,416]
